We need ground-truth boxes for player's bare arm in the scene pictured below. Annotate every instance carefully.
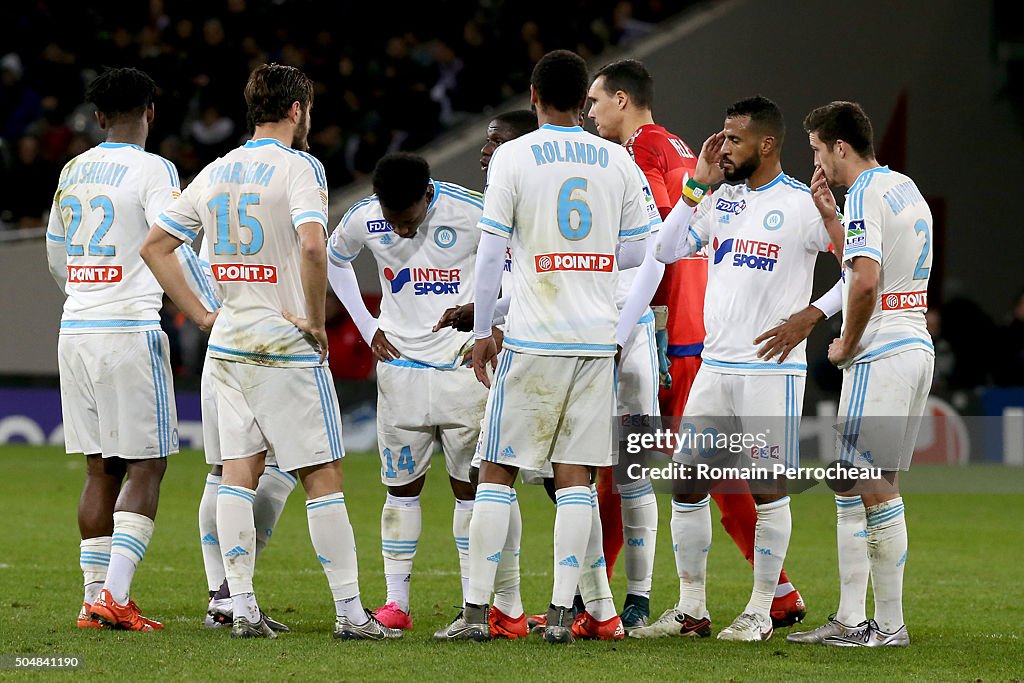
[754,307,825,363]
[811,166,845,262]
[829,256,880,367]
[282,222,330,363]
[141,226,218,331]
[368,328,401,363]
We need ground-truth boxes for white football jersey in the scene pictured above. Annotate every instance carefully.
[155,138,329,367]
[615,166,662,310]
[675,172,833,375]
[46,142,180,333]
[841,166,934,363]
[329,181,483,367]
[480,124,653,356]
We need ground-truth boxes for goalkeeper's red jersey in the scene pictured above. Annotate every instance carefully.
[625,124,707,355]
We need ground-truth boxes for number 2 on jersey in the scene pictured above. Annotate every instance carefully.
[557,177,592,240]
[209,192,264,255]
[61,195,116,256]
[913,219,930,280]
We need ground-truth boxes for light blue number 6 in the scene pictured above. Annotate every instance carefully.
[557,177,592,241]
[913,219,930,280]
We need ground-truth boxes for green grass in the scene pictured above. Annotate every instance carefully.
[0,446,1021,681]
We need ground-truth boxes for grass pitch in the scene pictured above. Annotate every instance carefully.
[0,446,1021,681]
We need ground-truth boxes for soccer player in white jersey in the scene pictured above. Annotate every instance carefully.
[178,238,296,632]
[44,68,180,631]
[141,63,399,640]
[326,152,490,630]
[437,50,656,644]
[649,96,845,642]
[788,102,934,648]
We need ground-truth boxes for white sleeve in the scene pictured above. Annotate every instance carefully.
[493,293,511,327]
[478,146,515,238]
[288,156,329,232]
[617,236,648,270]
[327,257,378,344]
[811,278,843,319]
[328,202,368,265]
[655,196,710,263]
[142,156,181,226]
[176,243,220,312]
[45,201,67,290]
[473,231,508,337]
[616,236,665,346]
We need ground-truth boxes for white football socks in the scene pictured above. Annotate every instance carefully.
[306,492,365,624]
[492,490,523,618]
[744,497,791,620]
[217,484,257,620]
[866,496,907,633]
[618,478,657,598]
[253,466,295,558]
[381,493,420,612]
[453,498,474,603]
[199,473,223,593]
[578,485,615,621]
[551,486,592,609]
[80,536,111,605]
[466,483,511,606]
[671,496,711,618]
[105,511,154,605]
[835,495,869,625]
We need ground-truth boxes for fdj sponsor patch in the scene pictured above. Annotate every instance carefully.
[715,198,746,215]
[846,219,866,248]
[534,253,614,272]
[384,267,461,295]
[67,265,122,283]
[712,238,780,271]
[367,219,392,234]
[213,263,278,283]
[881,290,928,310]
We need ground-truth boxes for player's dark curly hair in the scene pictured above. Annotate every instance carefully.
[492,110,539,137]
[803,101,875,158]
[726,95,786,145]
[244,63,314,128]
[85,67,156,121]
[373,153,431,210]
[531,50,589,113]
[595,59,654,109]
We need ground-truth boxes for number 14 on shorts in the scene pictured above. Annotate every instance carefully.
[383,446,415,479]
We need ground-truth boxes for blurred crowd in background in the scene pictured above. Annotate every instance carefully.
[0,0,683,229]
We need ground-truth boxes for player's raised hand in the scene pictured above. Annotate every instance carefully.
[472,336,498,387]
[754,306,824,363]
[283,309,329,363]
[693,130,726,187]
[434,303,474,333]
[811,166,838,222]
[369,329,401,363]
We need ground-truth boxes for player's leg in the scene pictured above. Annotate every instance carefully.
[88,331,176,631]
[614,313,661,629]
[717,375,801,642]
[197,363,231,623]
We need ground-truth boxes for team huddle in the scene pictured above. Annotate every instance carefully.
[46,49,934,648]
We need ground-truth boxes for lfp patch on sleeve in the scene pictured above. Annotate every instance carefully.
[846,219,867,248]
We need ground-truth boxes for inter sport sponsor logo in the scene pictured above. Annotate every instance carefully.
[712,238,780,271]
[67,265,122,283]
[213,263,278,283]
[384,267,461,295]
[882,290,928,310]
[534,252,613,273]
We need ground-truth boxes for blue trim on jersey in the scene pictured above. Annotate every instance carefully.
[637,309,655,325]
[479,217,512,235]
[702,357,807,372]
[145,331,164,458]
[313,366,344,461]
[293,210,328,226]
[426,179,441,212]
[60,319,160,330]
[98,142,142,150]
[146,331,171,458]
[438,182,484,202]
[150,155,179,187]
[503,337,617,353]
[208,343,322,364]
[781,175,810,193]
[619,225,650,238]
[668,342,704,357]
[540,124,584,132]
[248,139,327,189]
[384,357,461,370]
[158,212,197,241]
[854,337,934,364]
[180,246,220,311]
[437,187,484,210]
[341,196,379,228]
[328,243,357,263]
[485,351,514,462]
[751,172,785,192]
[688,227,703,251]
[845,247,882,260]
[45,232,65,243]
